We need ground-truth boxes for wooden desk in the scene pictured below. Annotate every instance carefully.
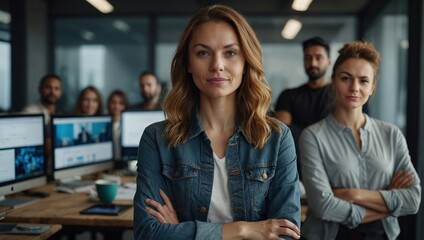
[301,204,308,223]
[4,177,306,231]
[0,224,61,240]
[2,182,133,229]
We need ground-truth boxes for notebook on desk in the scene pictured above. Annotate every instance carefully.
[115,182,136,200]
[0,223,50,235]
[56,179,95,194]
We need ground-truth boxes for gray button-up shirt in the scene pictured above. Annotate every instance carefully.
[299,114,421,240]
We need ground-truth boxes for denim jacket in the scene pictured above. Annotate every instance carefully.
[133,113,301,239]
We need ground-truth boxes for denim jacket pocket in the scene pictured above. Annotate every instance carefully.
[162,163,198,212]
[245,166,276,214]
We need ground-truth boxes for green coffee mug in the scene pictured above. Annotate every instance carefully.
[95,179,119,205]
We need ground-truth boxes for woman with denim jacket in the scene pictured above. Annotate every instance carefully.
[133,4,301,240]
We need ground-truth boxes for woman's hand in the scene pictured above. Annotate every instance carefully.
[223,219,301,240]
[388,171,414,190]
[145,189,179,224]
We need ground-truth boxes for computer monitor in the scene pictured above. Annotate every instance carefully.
[0,114,47,208]
[51,115,114,184]
[120,111,166,162]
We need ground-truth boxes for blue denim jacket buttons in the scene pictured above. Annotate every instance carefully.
[198,207,207,213]
[172,170,179,179]
[230,167,240,175]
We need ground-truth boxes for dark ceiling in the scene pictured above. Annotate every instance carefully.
[50,0,371,45]
[50,0,370,16]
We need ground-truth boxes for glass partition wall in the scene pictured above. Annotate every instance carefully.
[364,0,408,131]
[0,2,10,112]
[54,15,355,113]
[364,0,423,239]
[54,17,149,111]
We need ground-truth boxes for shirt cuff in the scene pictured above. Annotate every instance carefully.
[342,203,366,229]
[379,190,402,216]
[195,221,222,240]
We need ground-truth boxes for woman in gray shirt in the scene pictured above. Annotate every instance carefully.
[299,41,421,240]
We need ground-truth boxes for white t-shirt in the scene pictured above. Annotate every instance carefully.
[21,101,50,125]
[207,153,233,223]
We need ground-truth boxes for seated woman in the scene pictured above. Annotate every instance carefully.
[133,4,301,240]
[74,86,103,116]
[299,40,421,240]
[107,90,128,160]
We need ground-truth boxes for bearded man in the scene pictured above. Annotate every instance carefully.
[22,74,63,126]
[128,71,162,111]
[275,36,333,180]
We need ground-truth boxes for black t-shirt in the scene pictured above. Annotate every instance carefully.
[275,83,333,131]
[275,83,333,180]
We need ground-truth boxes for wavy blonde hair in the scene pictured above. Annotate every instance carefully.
[163,4,280,148]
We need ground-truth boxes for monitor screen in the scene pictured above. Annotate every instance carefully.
[0,114,46,202]
[121,111,165,161]
[51,115,114,180]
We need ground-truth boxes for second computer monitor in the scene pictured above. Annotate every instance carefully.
[120,111,165,161]
[51,115,114,181]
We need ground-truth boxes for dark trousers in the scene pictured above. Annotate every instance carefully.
[335,220,388,240]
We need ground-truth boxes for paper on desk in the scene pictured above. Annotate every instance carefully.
[115,183,137,200]
[74,185,95,193]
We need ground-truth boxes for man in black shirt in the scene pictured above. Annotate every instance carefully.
[275,36,333,179]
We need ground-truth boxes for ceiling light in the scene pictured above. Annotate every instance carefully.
[281,19,302,40]
[81,30,95,41]
[113,20,130,33]
[0,10,10,24]
[86,0,114,14]
[292,0,313,11]
[400,40,409,49]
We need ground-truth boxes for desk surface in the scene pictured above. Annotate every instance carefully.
[301,205,307,223]
[3,180,133,228]
[0,224,61,240]
[3,176,307,229]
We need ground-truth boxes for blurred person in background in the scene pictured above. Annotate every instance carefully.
[74,86,104,116]
[128,71,162,111]
[107,90,129,160]
[274,36,333,180]
[22,74,63,126]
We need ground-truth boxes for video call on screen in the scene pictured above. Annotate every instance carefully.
[52,116,113,170]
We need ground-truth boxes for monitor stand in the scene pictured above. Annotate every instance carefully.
[0,195,40,209]
[113,160,137,176]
